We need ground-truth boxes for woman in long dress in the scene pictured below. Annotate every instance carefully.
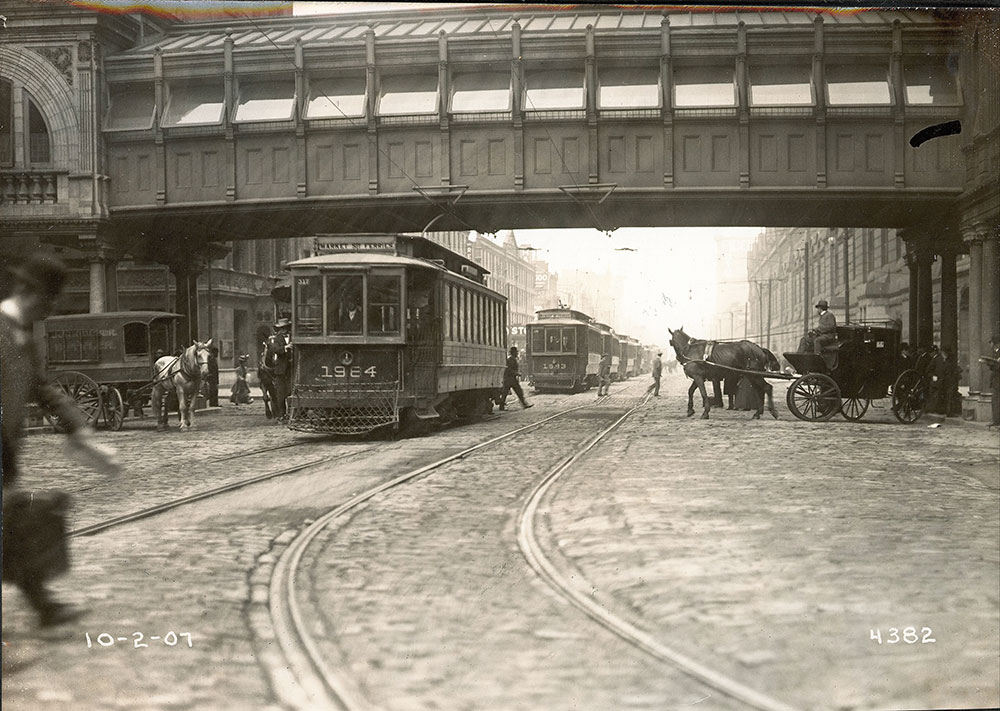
[230,354,254,405]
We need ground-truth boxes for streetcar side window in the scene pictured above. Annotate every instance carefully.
[326,274,364,334]
[368,275,401,336]
[294,275,323,336]
[531,327,545,354]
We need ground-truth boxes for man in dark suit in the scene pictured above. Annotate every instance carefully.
[1,255,120,627]
[337,297,363,332]
[799,299,838,354]
[499,346,532,410]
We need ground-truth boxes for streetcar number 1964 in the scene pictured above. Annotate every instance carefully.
[320,365,377,379]
[870,627,935,644]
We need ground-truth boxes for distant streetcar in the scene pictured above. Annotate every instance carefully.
[526,308,603,393]
[284,234,506,435]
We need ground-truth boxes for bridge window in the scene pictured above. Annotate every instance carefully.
[524,69,585,111]
[749,65,813,106]
[450,72,511,113]
[306,76,366,119]
[234,79,296,123]
[163,82,225,127]
[673,65,736,107]
[904,62,960,105]
[106,83,155,131]
[1,79,12,166]
[598,67,660,109]
[826,65,891,105]
[378,74,438,116]
[294,275,323,336]
[27,99,50,164]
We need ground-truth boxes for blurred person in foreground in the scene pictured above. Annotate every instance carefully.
[1,254,121,628]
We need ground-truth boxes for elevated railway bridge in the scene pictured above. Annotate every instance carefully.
[1,4,997,418]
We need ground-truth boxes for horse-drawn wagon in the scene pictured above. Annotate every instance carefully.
[41,311,181,431]
[783,321,924,423]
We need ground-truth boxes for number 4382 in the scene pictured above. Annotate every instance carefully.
[870,627,935,644]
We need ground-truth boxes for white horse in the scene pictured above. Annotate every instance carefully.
[151,339,212,431]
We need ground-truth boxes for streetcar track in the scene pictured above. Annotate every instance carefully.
[516,399,802,711]
[266,395,615,711]
[69,445,380,537]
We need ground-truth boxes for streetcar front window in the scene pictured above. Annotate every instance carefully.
[295,275,323,336]
[368,275,401,336]
[326,274,364,334]
[561,328,576,352]
[531,328,545,354]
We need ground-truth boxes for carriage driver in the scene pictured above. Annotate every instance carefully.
[798,299,838,355]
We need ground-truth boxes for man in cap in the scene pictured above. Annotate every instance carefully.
[1,254,120,627]
[597,352,612,397]
[269,317,293,419]
[499,346,532,410]
[646,351,663,396]
[799,299,838,354]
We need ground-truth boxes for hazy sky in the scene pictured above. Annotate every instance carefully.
[513,228,760,345]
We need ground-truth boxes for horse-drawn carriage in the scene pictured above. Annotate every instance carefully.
[41,311,181,430]
[783,321,925,423]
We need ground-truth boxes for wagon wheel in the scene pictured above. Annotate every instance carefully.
[891,369,927,424]
[786,373,841,422]
[840,396,871,421]
[45,371,102,432]
[102,386,125,431]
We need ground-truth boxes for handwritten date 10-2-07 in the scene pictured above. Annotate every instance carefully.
[870,627,936,644]
[85,631,193,649]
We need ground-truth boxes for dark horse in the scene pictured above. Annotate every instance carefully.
[258,331,292,420]
[668,327,779,420]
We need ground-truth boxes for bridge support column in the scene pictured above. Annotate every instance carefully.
[904,240,935,350]
[980,232,999,421]
[170,264,201,346]
[964,234,983,406]
[939,247,958,359]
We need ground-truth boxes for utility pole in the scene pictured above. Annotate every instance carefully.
[766,279,773,350]
[803,239,810,336]
[843,229,851,324]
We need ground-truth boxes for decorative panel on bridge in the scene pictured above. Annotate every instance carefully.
[450,128,514,190]
[825,122,895,187]
[165,139,227,203]
[673,121,739,187]
[749,121,815,187]
[306,131,369,197]
[597,124,662,188]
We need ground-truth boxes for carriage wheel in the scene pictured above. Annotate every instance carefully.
[786,373,841,422]
[102,386,125,431]
[840,396,871,421]
[891,369,927,424]
[45,371,102,432]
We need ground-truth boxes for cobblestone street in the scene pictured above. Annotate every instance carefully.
[3,375,998,711]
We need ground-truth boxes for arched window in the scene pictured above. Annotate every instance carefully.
[28,98,50,164]
[0,78,12,167]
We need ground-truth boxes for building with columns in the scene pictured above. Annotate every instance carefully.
[747,227,974,369]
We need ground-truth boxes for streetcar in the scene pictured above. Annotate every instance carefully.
[782,321,925,423]
[526,308,602,393]
[41,311,181,430]
[283,234,506,435]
